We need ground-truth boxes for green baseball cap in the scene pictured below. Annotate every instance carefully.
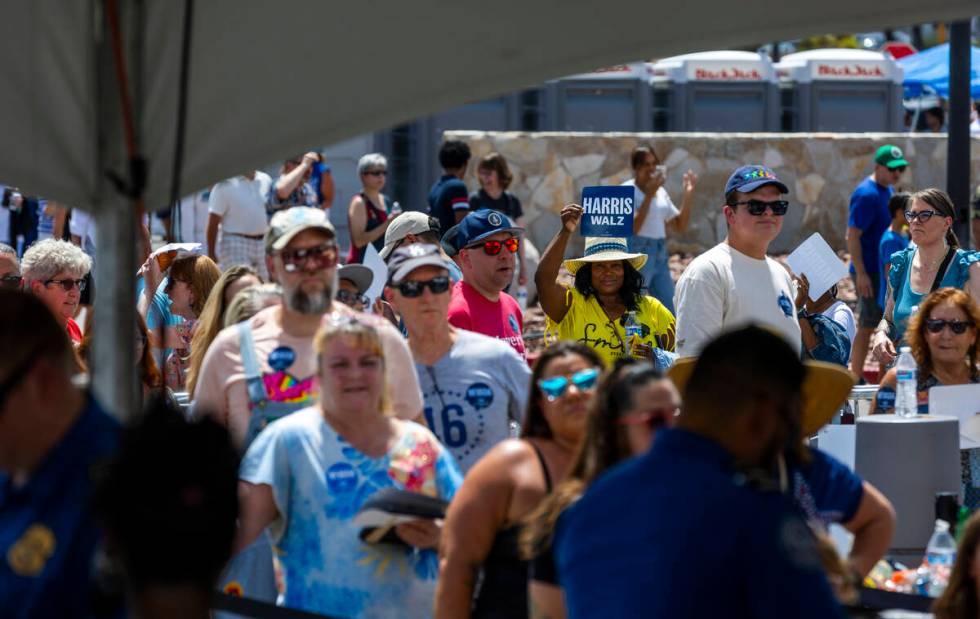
[874,144,909,169]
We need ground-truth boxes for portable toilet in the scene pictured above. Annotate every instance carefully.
[544,63,652,132]
[776,49,904,132]
[649,51,779,131]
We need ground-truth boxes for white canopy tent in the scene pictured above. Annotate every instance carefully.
[1,0,975,417]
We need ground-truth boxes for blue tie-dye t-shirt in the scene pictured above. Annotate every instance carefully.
[240,407,462,618]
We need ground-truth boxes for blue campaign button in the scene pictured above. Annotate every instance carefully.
[325,462,358,494]
[465,383,494,410]
[268,346,296,372]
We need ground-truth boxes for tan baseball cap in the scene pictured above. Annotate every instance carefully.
[379,212,441,260]
[265,207,335,252]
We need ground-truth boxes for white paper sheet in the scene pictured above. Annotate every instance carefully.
[786,232,849,302]
[928,384,980,449]
[362,244,388,307]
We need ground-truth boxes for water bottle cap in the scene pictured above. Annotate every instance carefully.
[900,346,912,353]
[935,519,950,532]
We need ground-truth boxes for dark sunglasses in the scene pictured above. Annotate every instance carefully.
[925,319,974,335]
[467,237,519,256]
[616,406,680,429]
[44,278,86,292]
[0,275,22,289]
[905,210,938,224]
[891,166,907,174]
[731,199,789,216]
[279,243,337,273]
[336,289,369,307]
[397,275,451,298]
[364,170,387,177]
[538,368,600,402]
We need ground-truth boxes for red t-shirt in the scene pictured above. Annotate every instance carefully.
[447,281,526,359]
[66,317,83,343]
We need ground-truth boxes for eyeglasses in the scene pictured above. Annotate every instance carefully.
[616,406,680,428]
[44,278,86,292]
[0,275,22,289]
[892,166,907,174]
[538,367,600,402]
[364,170,387,177]
[336,289,369,307]
[731,199,790,216]
[905,210,938,224]
[278,243,338,273]
[396,275,451,298]
[466,237,520,256]
[925,319,974,335]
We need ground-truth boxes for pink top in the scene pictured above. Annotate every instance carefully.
[447,281,526,359]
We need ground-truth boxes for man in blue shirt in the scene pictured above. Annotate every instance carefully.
[555,326,846,619]
[427,140,471,234]
[877,192,911,311]
[0,290,120,619]
[845,144,907,378]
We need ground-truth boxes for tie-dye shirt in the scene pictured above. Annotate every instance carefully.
[240,407,462,618]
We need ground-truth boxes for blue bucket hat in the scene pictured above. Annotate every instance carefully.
[724,165,789,196]
[454,209,523,249]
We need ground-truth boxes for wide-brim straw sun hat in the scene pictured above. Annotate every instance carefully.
[668,357,854,436]
[563,237,648,276]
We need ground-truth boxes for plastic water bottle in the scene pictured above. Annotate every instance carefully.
[895,346,918,418]
[515,285,528,311]
[925,519,957,596]
[624,311,642,358]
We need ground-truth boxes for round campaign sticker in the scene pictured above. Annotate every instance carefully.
[488,212,502,226]
[326,462,358,494]
[268,346,296,372]
[464,383,494,410]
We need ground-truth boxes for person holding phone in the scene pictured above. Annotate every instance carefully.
[620,145,697,314]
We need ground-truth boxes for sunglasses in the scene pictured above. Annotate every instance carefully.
[538,367,600,402]
[731,199,789,216]
[44,278,87,292]
[891,166,907,174]
[279,243,337,272]
[364,170,387,177]
[466,237,519,256]
[925,319,974,335]
[905,210,939,224]
[336,289,369,307]
[616,406,680,429]
[0,275,22,290]
[397,275,451,298]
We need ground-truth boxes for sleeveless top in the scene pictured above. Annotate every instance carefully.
[888,247,980,342]
[346,192,390,264]
[471,442,554,619]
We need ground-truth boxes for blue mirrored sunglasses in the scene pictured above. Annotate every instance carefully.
[538,367,600,402]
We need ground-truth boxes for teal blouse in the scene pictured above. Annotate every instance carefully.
[888,247,980,342]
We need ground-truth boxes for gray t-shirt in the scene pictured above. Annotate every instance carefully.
[416,330,531,473]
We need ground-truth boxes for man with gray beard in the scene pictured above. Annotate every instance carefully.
[194,207,423,453]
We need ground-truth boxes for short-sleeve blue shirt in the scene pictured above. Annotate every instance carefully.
[554,428,845,619]
[848,178,892,277]
[877,229,909,308]
[427,174,470,235]
[0,394,120,619]
[792,447,864,527]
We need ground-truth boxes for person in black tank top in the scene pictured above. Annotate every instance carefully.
[519,359,681,619]
[435,343,604,619]
[347,153,397,264]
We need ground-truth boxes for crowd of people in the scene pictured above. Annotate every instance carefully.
[2,137,980,619]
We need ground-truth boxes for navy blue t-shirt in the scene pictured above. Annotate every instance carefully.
[427,174,470,235]
[0,394,120,619]
[555,428,845,619]
[793,447,864,528]
[848,177,892,276]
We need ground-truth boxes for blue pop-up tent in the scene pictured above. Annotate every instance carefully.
[898,42,980,98]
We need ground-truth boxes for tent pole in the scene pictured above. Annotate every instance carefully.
[946,20,971,248]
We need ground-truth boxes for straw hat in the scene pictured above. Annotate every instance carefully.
[668,357,854,436]
[563,237,647,275]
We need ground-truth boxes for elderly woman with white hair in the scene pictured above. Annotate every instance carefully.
[346,152,400,264]
[21,238,92,343]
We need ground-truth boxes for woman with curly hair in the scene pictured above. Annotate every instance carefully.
[536,204,675,368]
[872,287,980,414]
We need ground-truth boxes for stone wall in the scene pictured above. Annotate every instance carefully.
[446,131,980,256]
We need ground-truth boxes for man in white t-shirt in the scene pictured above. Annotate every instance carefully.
[620,145,696,314]
[193,206,423,452]
[674,165,801,357]
[207,171,273,279]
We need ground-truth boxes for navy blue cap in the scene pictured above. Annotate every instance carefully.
[454,209,523,248]
[724,165,789,196]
